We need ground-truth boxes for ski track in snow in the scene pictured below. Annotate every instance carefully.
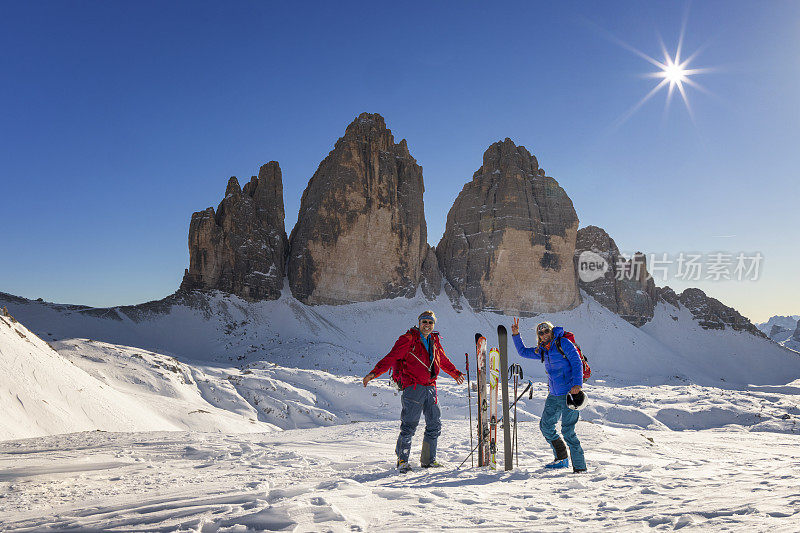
[1,422,799,532]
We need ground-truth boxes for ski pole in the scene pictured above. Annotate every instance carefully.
[465,352,474,468]
[508,364,523,468]
[457,380,533,469]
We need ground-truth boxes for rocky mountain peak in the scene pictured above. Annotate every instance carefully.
[224,177,241,198]
[338,112,404,154]
[180,161,288,301]
[287,113,429,305]
[574,225,656,327]
[477,138,540,178]
[678,288,764,337]
[437,138,580,315]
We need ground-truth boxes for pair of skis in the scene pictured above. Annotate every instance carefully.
[474,326,512,471]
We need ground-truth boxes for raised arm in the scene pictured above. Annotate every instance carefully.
[512,332,540,360]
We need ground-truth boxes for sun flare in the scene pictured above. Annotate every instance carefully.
[608,12,713,128]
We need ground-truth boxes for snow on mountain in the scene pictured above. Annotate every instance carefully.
[2,286,798,389]
[757,315,800,352]
[757,315,799,337]
[0,312,165,440]
[2,286,800,441]
[55,338,419,430]
[0,310,280,440]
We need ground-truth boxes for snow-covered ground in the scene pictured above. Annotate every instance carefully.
[2,288,800,530]
[2,418,800,531]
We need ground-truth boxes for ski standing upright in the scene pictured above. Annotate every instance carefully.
[475,334,489,467]
[509,363,524,467]
[498,325,512,471]
[488,347,500,469]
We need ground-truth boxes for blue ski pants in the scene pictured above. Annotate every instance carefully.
[396,385,440,463]
[540,393,586,470]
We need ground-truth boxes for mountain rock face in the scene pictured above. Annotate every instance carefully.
[437,139,580,315]
[573,225,657,326]
[288,113,428,305]
[757,315,800,337]
[792,321,800,342]
[769,324,790,338]
[678,288,765,337]
[655,286,681,308]
[419,246,442,300]
[616,252,657,327]
[180,162,288,301]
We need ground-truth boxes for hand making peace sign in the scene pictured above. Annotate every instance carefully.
[511,317,520,336]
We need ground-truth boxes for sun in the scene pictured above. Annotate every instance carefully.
[662,61,687,84]
[607,12,713,128]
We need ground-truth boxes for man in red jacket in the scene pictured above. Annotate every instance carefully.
[363,310,464,472]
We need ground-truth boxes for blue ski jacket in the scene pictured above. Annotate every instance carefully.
[512,326,583,395]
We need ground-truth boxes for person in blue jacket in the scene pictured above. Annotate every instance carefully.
[511,318,586,473]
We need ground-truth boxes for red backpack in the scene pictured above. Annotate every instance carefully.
[555,331,591,380]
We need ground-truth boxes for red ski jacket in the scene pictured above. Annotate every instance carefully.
[370,328,462,388]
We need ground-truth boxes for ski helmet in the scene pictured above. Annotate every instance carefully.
[566,390,587,410]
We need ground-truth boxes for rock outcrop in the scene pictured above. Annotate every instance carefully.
[655,286,681,308]
[180,162,288,301]
[287,113,428,305]
[436,139,580,314]
[678,288,765,337]
[573,225,657,326]
[792,321,800,343]
[769,324,790,338]
[615,252,657,327]
[419,246,442,300]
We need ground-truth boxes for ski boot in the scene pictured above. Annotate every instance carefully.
[421,459,444,468]
[544,458,570,469]
[397,459,412,473]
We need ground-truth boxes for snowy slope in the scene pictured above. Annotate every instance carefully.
[0,312,278,440]
[3,286,800,442]
[0,313,167,440]
[3,286,799,389]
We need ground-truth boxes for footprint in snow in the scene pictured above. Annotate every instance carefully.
[373,488,411,500]
[623,500,655,512]
[267,486,308,502]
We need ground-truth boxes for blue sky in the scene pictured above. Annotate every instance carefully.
[1,1,798,322]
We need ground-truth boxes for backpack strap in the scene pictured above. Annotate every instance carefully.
[556,337,566,358]
[557,337,586,361]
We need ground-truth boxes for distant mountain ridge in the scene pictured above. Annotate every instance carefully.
[758,315,800,352]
